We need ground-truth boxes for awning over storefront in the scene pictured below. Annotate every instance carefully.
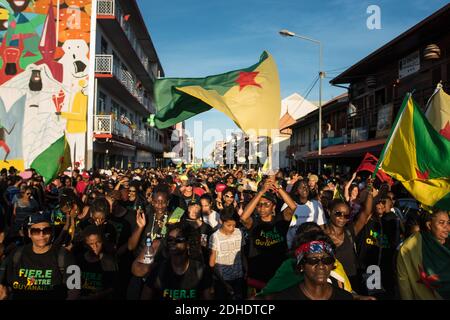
[305,138,386,159]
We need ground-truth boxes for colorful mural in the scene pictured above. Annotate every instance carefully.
[0,0,91,171]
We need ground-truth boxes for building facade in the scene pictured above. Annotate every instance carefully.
[286,94,351,174]
[287,4,450,175]
[92,0,172,169]
[277,93,317,169]
[0,0,172,171]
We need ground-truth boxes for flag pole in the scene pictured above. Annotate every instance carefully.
[424,81,442,115]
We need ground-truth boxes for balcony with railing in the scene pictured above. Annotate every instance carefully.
[94,115,113,138]
[93,115,163,152]
[97,0,156,81]
[135,129,163,153]
[95,54,153,112]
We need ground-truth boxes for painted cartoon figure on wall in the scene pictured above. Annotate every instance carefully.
[0,0,91,174]
[0,5,9,30]
[6,0,31,13]
[0,120,15,162]
[60,39,89,167]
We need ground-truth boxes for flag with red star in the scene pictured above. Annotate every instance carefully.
[397,231,450,300]
[420,231,450,299]
[376,94,450,209]
[426,85,450,141]
[152,51,281,137]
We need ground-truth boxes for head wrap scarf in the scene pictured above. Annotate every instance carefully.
[294,240,334,265]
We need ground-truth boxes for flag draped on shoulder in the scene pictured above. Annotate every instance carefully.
[376,94,450,209]
[397,231,450,300]
[153,51,281,137]
[30,134,71,184]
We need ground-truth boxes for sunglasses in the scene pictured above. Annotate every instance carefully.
[304,256,335,266]
[224,194,234,198]
[333,211,350,219]
[30,226,52,236]
[167,236,187,244]
[257,202,272,208]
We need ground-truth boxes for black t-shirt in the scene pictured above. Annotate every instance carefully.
[109,215,132,250]
[356,212,399,291]
[4,244,75,300]
[272,284,354,300]
[247,214,290,283]
[334,226,358,277]
[356,213,398,267]
[77,252,118,299]
[145,258,212,300]
[184,220,213,263]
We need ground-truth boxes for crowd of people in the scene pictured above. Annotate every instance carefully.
[0,164,448,300]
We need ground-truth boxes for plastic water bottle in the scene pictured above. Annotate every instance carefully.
[142,237,154,264]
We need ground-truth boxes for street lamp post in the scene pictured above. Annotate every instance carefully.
[279,29,324,175]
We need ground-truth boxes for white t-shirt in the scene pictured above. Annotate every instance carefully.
[281,200,327,248]
[209,228,245,281]
[203,210,220,229]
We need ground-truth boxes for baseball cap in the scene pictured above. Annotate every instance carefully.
[187,198,201,206]
[193,187,206,197]
[326,178,337,185]
[27,214,52,226]
[82,172,90,179]
[215,183,227,193]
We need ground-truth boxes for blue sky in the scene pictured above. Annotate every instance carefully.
[137,0,448,159]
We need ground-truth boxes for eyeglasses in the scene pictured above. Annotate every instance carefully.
[303,256,335,266]
[167,236,187,244]
[30,226,52,236]
[333,211,350,219]
[257,202,272,208]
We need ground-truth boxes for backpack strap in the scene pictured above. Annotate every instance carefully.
[56,247,66,276]
[0,246,25,284]
[196,262,204,281]
[12,246,25,270]
[345,227,357,255]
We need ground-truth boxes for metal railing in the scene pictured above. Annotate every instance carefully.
[95,55,113,74]
[95,54,153,112]
[97,0,156,80]
[113,120,133,140]
[94,115,113,134]
[97,0,115,16]
[93,114,164,151]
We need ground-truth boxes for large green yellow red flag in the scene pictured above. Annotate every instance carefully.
[376,94,450,209]
[425,84,450,141]
[152,51,281,138]
[397,231,450,300]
